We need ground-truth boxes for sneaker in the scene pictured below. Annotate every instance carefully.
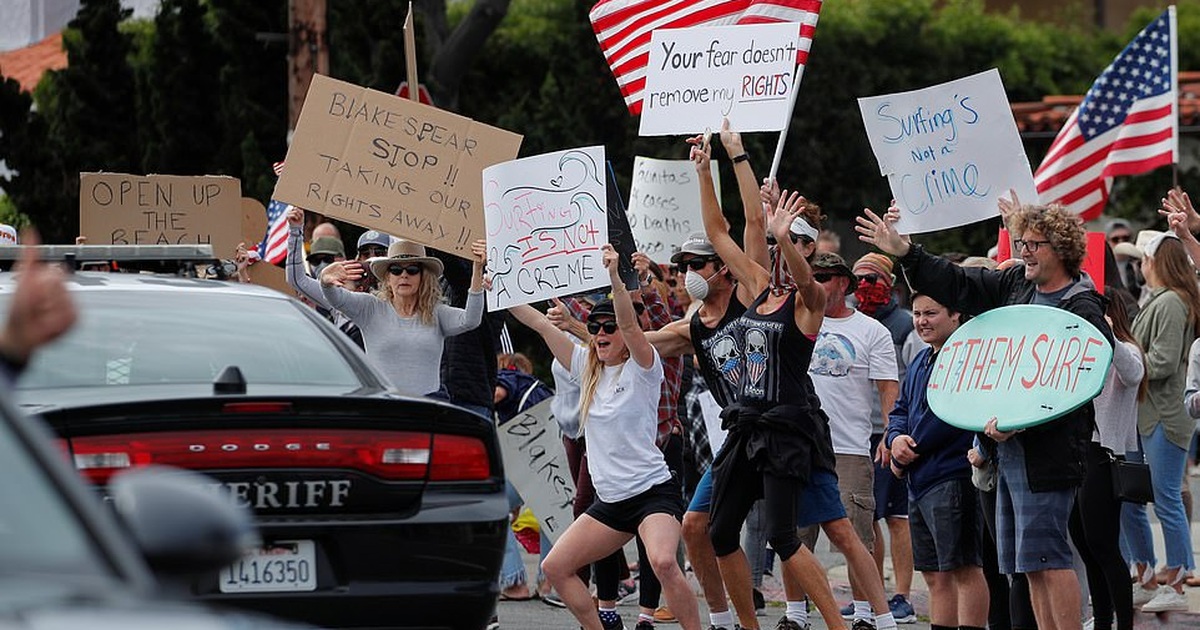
[1132,584,1158,607]
[1141,586,1189,612]
[889,594,917,624]
[600,613,627,630]
[1083,618,1094,630]
[753,589,766,616]
[851,620,877,630]
[840,601,855,620]
[635,622,655,630]
[617,580,638,605]
[653,606,677,623]
[543,592,567,608]
[486,615,499,630]
[774,616,805,630]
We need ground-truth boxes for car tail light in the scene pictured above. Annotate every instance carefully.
[67,429,491,484]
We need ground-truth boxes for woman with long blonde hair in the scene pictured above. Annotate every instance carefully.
[508,244,700,630]
[318,237,486,397]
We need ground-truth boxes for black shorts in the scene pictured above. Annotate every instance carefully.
[910,477,981,572]
[586,480,684,534]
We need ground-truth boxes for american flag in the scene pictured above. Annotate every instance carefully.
[258,199,291,265]
[1034,7,1177,221]
[589,0,822,115]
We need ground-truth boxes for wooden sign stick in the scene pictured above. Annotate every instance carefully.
[403,3,419,103]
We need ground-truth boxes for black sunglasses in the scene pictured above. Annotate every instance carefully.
[856,273,881,285]
[675,258,712,273]
[359,245,388,257]
[587,320,619,335]
[813,273,836,283]
[387,263,423,276]
[308,254,336,266]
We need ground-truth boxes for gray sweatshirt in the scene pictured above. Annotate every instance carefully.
[321,277,483,396]
[1091,340,1144,453]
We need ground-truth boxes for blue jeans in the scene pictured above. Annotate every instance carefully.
[1119,447,1157,568]
[1123,425,1194,573]
[499,481,553,588]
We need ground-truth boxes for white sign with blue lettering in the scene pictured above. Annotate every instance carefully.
[857,68,1037,234]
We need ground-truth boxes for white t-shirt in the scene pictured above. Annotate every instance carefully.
[551,358,582,439]
[808,310,898,456]
[570,344,670,503]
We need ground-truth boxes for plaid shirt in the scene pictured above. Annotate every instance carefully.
[561,290,683,449]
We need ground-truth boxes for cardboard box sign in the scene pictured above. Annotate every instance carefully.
[273,74,523,257]
[79,173,242,259]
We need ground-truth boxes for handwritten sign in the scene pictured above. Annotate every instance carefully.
[484,146,610,310]
[79,173,242,257]
[640,22,801,136]
[627,157,720,263]
[497,398,576,543]
[273,74,522,257]
[926,305,1112,432]
[858,69,1037,234]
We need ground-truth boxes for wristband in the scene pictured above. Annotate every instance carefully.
[731,153,750,164]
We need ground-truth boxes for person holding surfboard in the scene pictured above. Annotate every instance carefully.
[856,200,1113,630]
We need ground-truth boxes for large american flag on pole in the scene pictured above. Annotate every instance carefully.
[589,0,822,115]
[1034,7,1177,221]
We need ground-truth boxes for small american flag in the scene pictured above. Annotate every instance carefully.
[1034,7,1176,221]
[258,200,291,265]
[273,161,286,177]
[589,0,822,115]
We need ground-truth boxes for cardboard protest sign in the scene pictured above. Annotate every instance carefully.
[497,398,576,543]
[858,69,1037,234]
[627,157,720,263]
[640,22,802,136]
[925,305,1112,432]
[273,74,522,257]
[241,197,267,243]
[484,146,610,310]
[79,174,242,258]
[605,160,639,290]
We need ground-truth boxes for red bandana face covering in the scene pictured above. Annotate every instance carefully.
[854,280,891,315]
[769,245,796,296]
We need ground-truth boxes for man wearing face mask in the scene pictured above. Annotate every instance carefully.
[284,207,364,349]
[848,253,918,624]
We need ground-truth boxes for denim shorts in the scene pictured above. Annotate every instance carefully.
[687,466,844,528]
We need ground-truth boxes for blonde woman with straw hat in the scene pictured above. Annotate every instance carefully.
[319,237,487,398]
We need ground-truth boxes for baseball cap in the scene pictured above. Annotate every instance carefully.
[670,233,717,263]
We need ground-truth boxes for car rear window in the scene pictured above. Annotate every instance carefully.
[13,291,364,389]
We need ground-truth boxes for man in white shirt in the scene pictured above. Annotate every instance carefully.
[802,253,900,630]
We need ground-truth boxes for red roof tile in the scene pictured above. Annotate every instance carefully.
[0,32,67,93]
[1014,71,1200,133]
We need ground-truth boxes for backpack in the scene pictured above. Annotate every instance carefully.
[494,369,554,425]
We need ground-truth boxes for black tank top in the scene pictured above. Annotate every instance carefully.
[690,297,747,409]
[738,289,816,408]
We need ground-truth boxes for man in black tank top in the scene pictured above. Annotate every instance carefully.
[647,233,758,629]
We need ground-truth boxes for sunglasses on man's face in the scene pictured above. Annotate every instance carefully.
[1108,235,1132,245]
[359,245,388,258]
[587,320,619,335]
[813,272,836,283]
[856,273,881,285]
[387,263,423,276]
[675,258,712,273]
[308,254,336,266]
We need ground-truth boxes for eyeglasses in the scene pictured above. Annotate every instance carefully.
[1014,239,1052,253]
[387,263,423,276]
[587,320,619,335]
[856,273,881,285]
[359,245,388,258]
[1108,235,1131,244]
[308,254,336,266]
[813,273,836,283]
[675,258,712,273]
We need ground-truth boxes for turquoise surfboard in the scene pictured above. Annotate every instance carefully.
[925,304,1112,432]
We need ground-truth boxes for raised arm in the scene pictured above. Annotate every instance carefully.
[508,303,578,370]
[1161,188,1200,270]
[645,318,694,358]
[285,208,333,309]
[690,134,769,296]
[719,119,770,271]
[604,244,655,369]
[768,191,825,335]
[436,241,487,336]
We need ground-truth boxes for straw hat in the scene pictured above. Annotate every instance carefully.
[368,239,444,282]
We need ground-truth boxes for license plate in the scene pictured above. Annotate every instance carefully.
[219,540,316,593]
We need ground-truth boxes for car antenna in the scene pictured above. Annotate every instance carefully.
[213,365,247,395]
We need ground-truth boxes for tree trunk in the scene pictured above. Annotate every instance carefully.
[416,0,512,110]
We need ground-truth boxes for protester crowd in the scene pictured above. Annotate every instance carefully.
[206,125,1200,630]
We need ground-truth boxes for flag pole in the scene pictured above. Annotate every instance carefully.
[767,62,807,182]
[1170,4,1179,189]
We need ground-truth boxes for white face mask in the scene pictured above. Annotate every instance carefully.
[685,269,712,300]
